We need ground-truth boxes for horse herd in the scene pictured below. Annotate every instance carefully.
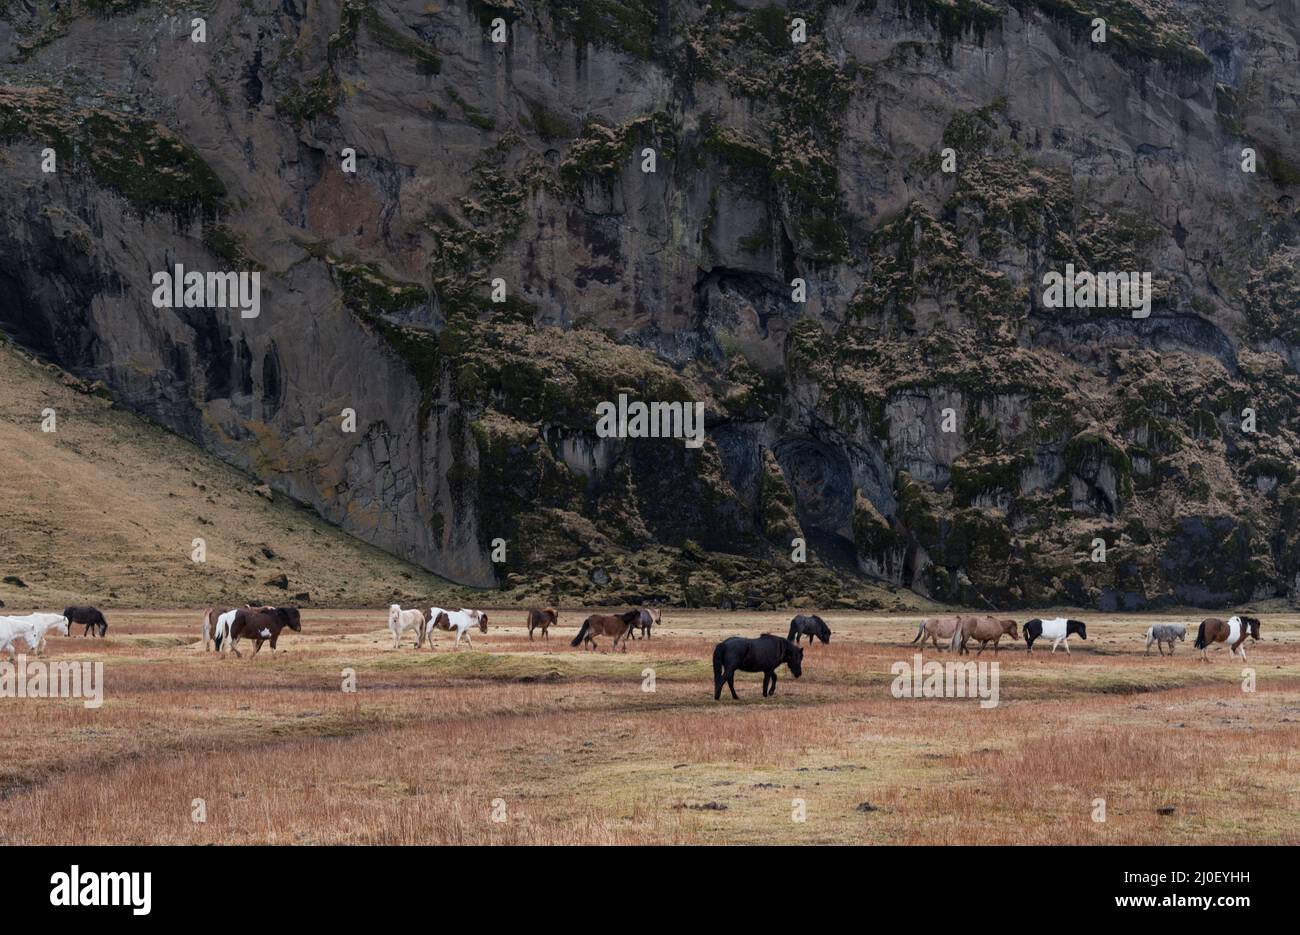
[908,613,1263,661]
[0,606,107,658]
[0,603,1269,702]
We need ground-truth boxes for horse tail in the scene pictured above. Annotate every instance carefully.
[712,642,724,681]
[910,620,926,643]
[570,620,590,647]
[1193,621,1207,649]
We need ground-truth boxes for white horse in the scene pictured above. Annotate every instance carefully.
[0,616,40,660]
[3,613,69,654]
[388,604,427,649]
[428,608,488,650]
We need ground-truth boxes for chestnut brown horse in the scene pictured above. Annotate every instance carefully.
[526,607,559,641]
[228,606,301,658]
[570,610,640,652]
[1194,615,1261,661]
[954,616,1018,655]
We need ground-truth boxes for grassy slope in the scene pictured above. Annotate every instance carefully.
[0,339,479,610]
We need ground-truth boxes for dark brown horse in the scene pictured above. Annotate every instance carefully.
[228,606,301,658]
[526,607,559,641]
[1194,615,1261,662]
[64,606,108,637]
[570,610,640,653]
[713,634,804,700]
[787,614,830,646]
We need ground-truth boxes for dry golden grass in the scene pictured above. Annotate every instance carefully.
[3,609,1298,844]
[0,342,469,610]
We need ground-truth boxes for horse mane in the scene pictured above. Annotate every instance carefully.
[544,606,557,618]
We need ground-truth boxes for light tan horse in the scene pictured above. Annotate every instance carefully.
[202,606,234,651]
[910,615,963,650]
[953,616,1018,655]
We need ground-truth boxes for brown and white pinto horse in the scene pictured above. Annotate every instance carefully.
[227,606,301,658]
[1194,615,1261,662]
[570,610,640,653]
[526,607,559,641]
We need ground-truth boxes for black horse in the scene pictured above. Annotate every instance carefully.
[713,634,804,700]
[63,606,108,637]
[787,614,831,646]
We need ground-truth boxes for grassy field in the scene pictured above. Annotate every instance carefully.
[3,609,1298,845]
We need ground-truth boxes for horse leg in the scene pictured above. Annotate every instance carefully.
[1063,638,1071,656]
[1156,641,1165,657]
[529,625,534,642]
[761,672,769,697]
[727,668,739,700]
[464,631,474,650]
[251,638,264,658]
[769,670,778,696]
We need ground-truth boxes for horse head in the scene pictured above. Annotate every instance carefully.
[786,642,804,678]
[1242,616,1261,640]
[282,607,302,631]
[1069,619,1087,639]
[388,604,401,627]
[1004,619,1019,640]
[55,616,70,637]
[478,611,489,633]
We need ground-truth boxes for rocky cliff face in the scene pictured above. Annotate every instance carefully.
[1,0,1297,609]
